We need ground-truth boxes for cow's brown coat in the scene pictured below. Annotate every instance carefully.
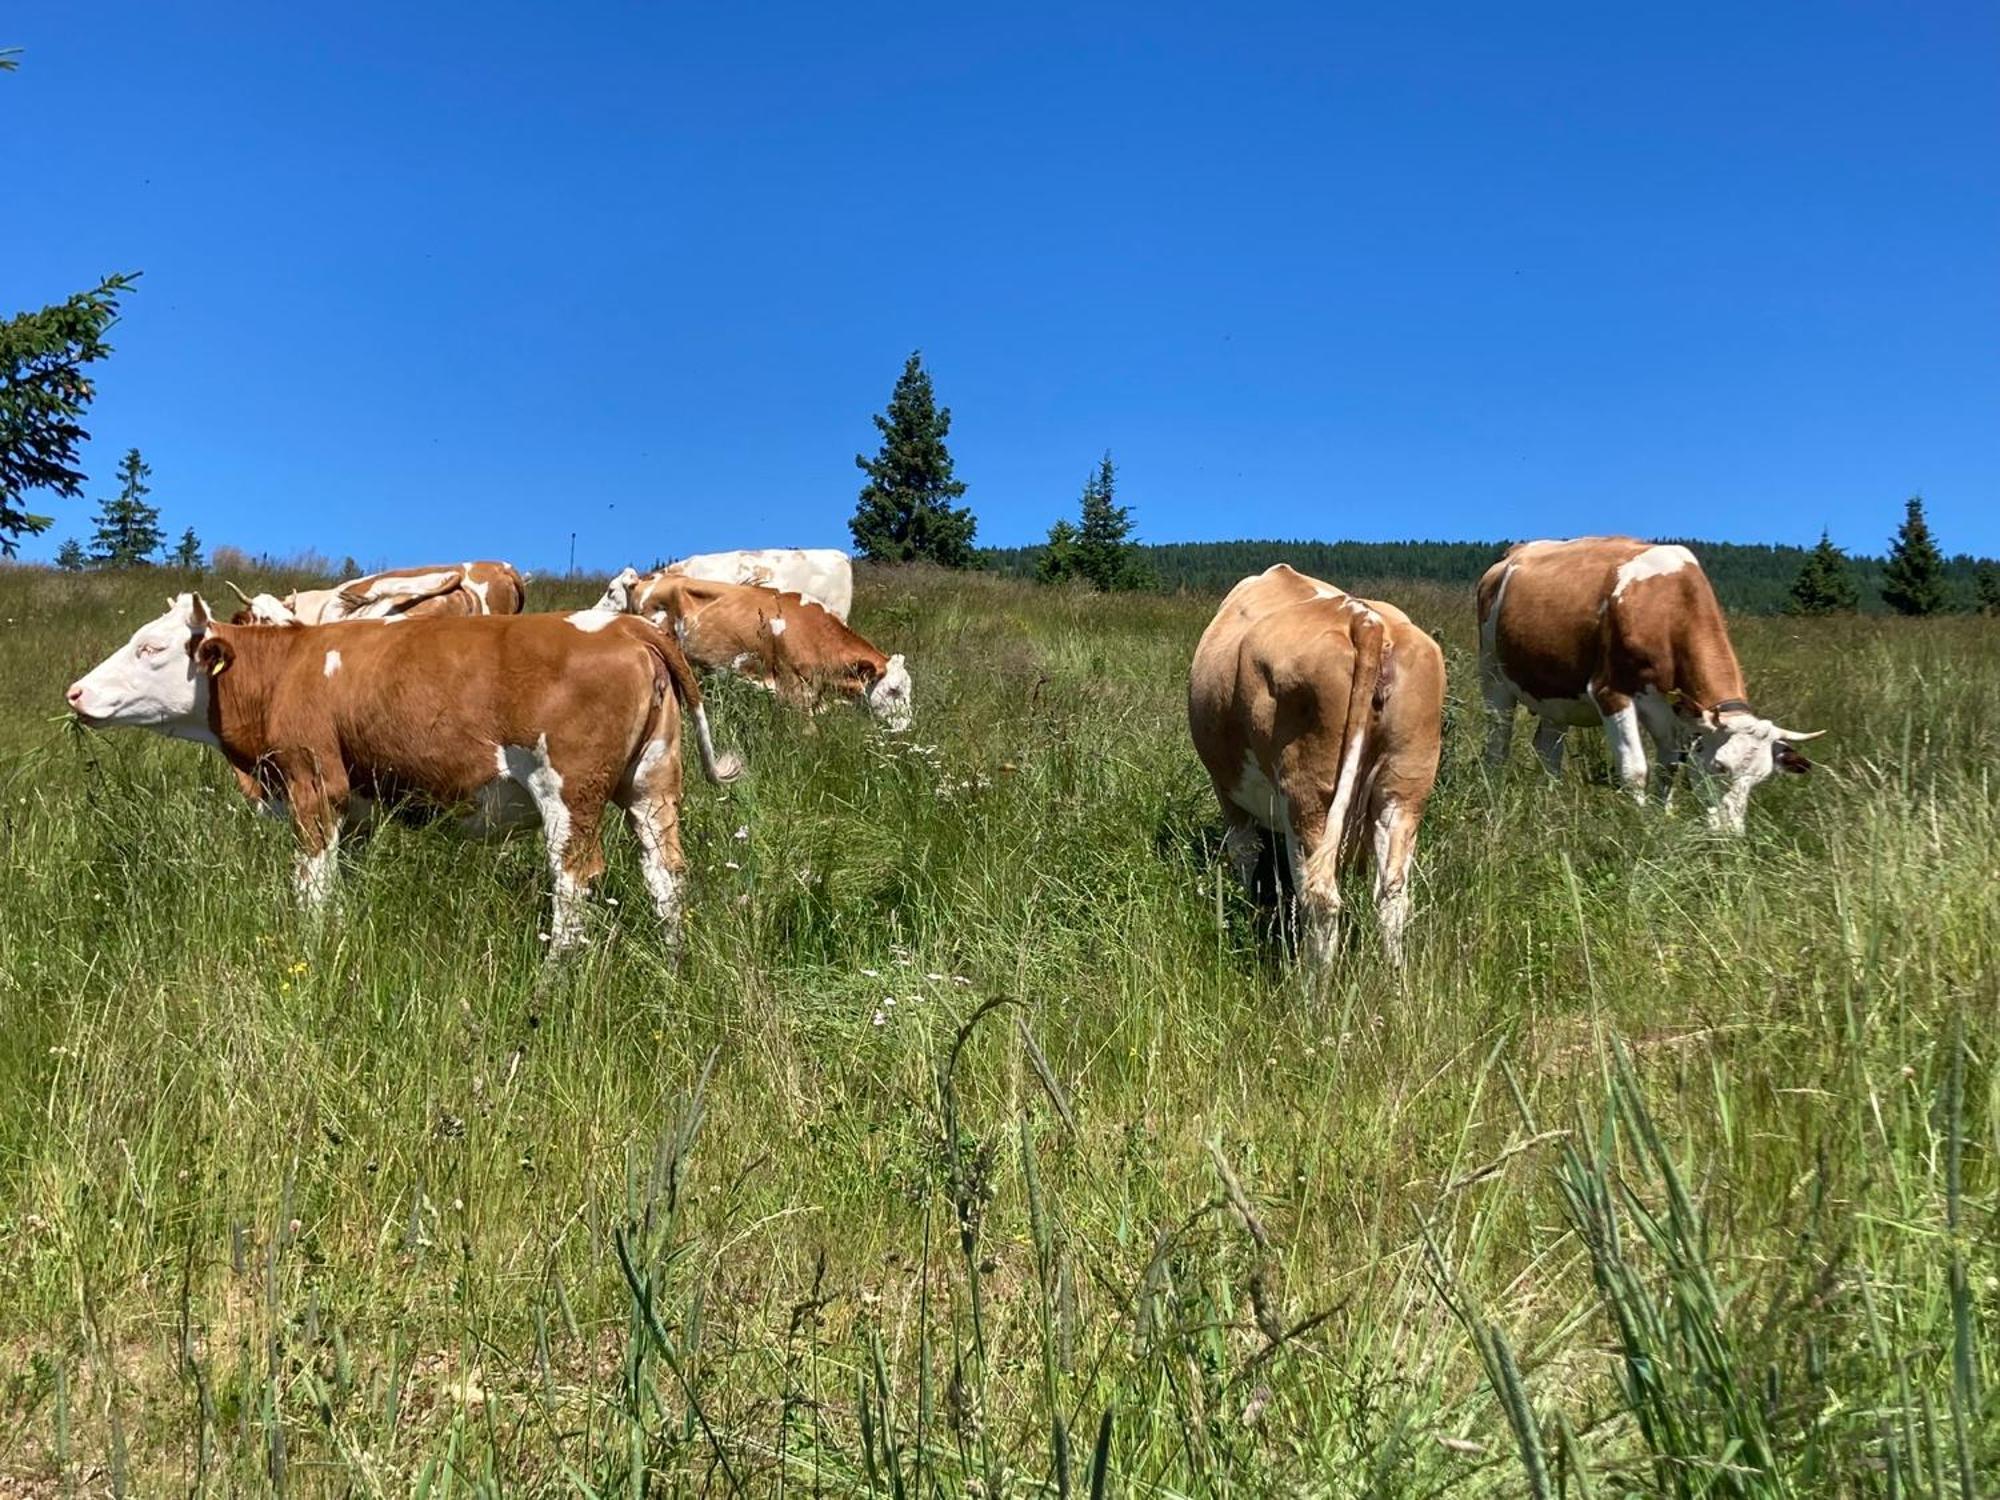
[611,572,908,722]
[1476,536,1816,826]
[1188,565,1445,963]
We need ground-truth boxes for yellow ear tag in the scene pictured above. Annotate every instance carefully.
[210,657,228,677]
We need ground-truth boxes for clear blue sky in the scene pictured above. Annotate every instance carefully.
[6,2,1996,570]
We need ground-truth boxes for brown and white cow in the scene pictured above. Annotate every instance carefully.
[1188,565,1445,964]
[1476,537,1821,832]
[598,572,913,731]
[599,549,852,622]
[66,597,741,949]
[231,560,526,626]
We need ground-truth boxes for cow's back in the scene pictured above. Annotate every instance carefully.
[1191,567,1381,797]
[671,549,852,620]
[1479,537,1642,702]
[273,613,662,796]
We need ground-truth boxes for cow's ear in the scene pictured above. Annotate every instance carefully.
[1773,741,1813,775]
[194,634,235,679]
[853,656,883,685]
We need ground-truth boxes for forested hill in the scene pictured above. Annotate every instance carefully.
[977,537,1999,614]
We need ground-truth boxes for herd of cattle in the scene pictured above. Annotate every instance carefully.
[64,537,1817,962]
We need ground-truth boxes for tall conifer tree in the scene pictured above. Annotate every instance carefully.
[850,352,976,567]
[88,447,163,567]
[1784,530,1860,615]
[1880,496,1948,616]
[1069,452,1151,591]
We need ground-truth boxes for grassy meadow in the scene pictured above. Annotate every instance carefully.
[0,561,1993,1496]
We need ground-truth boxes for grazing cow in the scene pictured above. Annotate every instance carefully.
[599,548,853,622]
[66,597,742,949]
[1188,565,1445,964]
[231,561,526,625]
[600,573,913,731]
[1477,537,1821,832]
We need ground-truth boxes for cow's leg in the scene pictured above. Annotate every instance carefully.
[1480,670,1517,768]
[280,759,347,908]
[1206,781,1265,896]
[1288,799,1344,966]
[617,738,688,942]
[509,741,605,952]
[1592,688,1649,801]
[1532,719,1566,778]
[545,800,605,952]
[1368,796,1422,967]
[1635,690,1684,805]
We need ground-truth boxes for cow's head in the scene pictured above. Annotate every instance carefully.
[1691,707,1822,833]
[861,653,914,732]
[222,580,304,626]
[66,594,224,743]
[595,566,641,613]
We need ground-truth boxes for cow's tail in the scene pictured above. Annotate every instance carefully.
[1323,604,1389,858]
[644,627,744,784]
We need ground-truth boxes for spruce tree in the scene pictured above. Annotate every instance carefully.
[54,537,85,571]
[0,273,139,555]
[169,526,203,569]
[88,447,164,567]
[1070,452,1152,591]
[1976,564,2000,617]
[850,352,976,567]
[1784,530,1860,615]
[1037,518,1080,583]
[1880,496,1948,616]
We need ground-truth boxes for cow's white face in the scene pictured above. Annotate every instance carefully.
[67,594,218,741]
[1692,715,1814,833]
[594,567,640,613]
[866,653,914,732]
[244,592,301,625]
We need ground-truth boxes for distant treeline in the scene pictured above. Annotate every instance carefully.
[978,537,2000,614]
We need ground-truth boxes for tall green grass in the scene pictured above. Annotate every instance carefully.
[0,563,1992,1494]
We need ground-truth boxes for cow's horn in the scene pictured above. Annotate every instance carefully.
[223,579,254,606]
[1771,726,1826,742]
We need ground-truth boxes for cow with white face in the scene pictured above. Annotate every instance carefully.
[599,549,853,622]
[66,595,741,949]
[1477,537,1821,833]
[603,574,913,731]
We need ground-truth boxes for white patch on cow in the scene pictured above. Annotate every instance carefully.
[1371,799,1412,966]
[767,616,786,636]
[323,649,342,677]
[497,737,585,947]
[1228,752,1285,827]
[549,871,588,951]
[564,609,620,632]
[728,651,755,671]
[1601,703,1648,797]
[1612,544,1696,598]
[464,576,491,611]
[865,653,915,732]
[283,588,340,624]
[297,833,340,907]
[593,567,640,613]
[622,739,685,934]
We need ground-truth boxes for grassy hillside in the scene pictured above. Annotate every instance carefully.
[0,563,1993,1495]
[979,537,2000,614]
